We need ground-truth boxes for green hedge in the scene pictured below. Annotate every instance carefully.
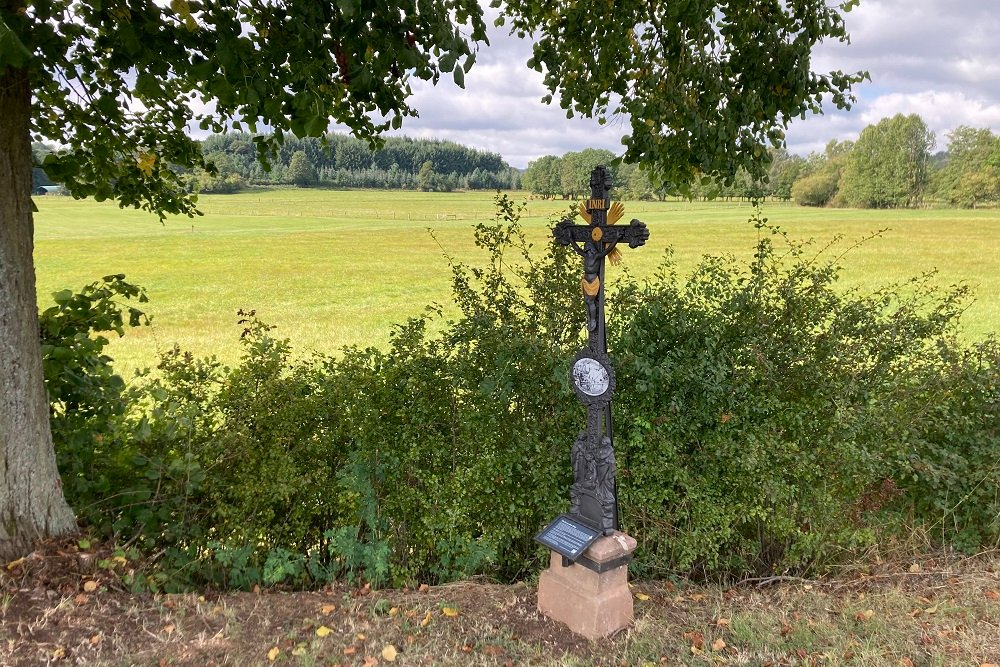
[48,197,998,590]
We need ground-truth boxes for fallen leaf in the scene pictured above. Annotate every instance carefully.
[780,623,792,637]
[924,604,939,614]
[442,606,459,617]
[420,610,432,627]
[291,646,306,656]
[418,583,429,593]
[112,555,127,566]
[855,609,874,621]
[83,580,99,592]
[362,656,377,667]
[389,606,400,617]
[344,646,357,656]
[356,633,367,641]
[461,644,473,653]
[321,604,337,615]
[163,624,175,635]
[711,638,727,651]
[981,663,999,667]
[716,618,731,627]
[635,592,650,601]
[985,590,1000,601]
[267,646,280,661]
[483,645,505,656]
[381,645,398,662]
[690,645,703,656]
[52,647,66,659]
[89,634,102,646]
[900,658,915,667]
[909,563,921,573]
[316,625,332,637]
[74,594,89,606]
[682,631,705,650]
[5,557,26,570]
[688,593,706,602]
[796,649,808,660]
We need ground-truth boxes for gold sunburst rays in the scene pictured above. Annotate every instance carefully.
[574,200,627,267]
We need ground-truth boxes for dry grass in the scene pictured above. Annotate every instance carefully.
[3,539,997,666]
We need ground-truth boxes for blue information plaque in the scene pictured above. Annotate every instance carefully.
[535,514,602,563]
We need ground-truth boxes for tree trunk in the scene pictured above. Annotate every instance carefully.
[0,65,77,561]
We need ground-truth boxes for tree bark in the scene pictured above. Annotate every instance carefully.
[0,64,77,561]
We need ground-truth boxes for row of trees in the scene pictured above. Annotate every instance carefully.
[792,116,1000,208]
[522,147,804,202]
[521,116,1000,209]
[194,133,520,193]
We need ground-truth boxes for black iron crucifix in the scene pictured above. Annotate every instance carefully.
[553,165,648,535]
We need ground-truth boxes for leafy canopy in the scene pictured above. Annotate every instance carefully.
[6,0,485,216]
[496,0,867,193]
[839,113,935,208]
[5,0,865,208]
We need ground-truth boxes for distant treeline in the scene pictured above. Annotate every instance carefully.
[194,132,520,193]
[33,115,1000,208]
[523,116,1000,209]
[786,117,1000,209]
[521,147,801,202]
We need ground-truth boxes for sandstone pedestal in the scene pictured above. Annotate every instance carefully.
[537,531,637,639]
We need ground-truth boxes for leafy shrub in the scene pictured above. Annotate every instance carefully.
[888,338,1000,551]
[791,170,840,206]
[611,210,997,576]
[40,275,151,514]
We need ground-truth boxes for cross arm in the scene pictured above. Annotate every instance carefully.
[553,219,650,251]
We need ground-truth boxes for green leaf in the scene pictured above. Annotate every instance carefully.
[0,17,33,68]
[438,53,456,73]
[52,289,74,305]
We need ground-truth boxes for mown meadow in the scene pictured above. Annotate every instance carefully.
[34,189,1000,376]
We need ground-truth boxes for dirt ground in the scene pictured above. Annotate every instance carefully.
[2,538,998,667]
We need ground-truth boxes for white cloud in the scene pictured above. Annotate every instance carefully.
[383,16,624,167]
[785,0,1000,156]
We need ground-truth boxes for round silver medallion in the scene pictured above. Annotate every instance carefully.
[572,357,610,397]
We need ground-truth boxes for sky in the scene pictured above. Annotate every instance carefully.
[377,0,1000,169]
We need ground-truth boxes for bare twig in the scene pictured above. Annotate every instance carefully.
[736,575,817,589]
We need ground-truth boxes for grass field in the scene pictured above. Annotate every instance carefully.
[33,189,1000,375]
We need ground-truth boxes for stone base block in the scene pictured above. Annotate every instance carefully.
[537,531,637,639]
